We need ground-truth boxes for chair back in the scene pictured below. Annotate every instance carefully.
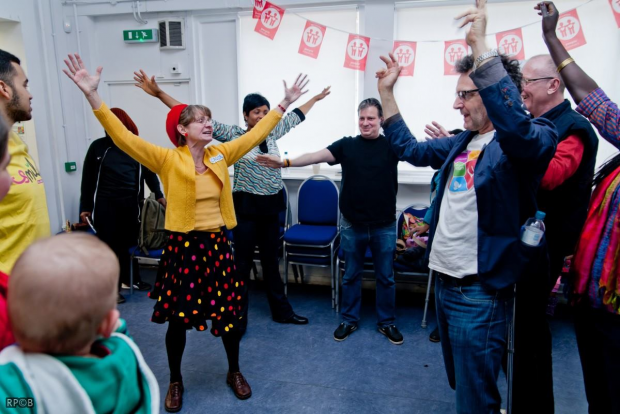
[297,175,339,226]
[397,204,429,240]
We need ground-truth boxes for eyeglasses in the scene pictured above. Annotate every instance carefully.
[192,117,212,125]
[522,77,557,86]
[455,89,480,101]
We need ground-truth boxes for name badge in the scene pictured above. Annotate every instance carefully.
[209,154,224,164]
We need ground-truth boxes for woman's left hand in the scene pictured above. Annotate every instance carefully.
[283,74,310,106]
[313,86,331,102]
[256,154,284,169]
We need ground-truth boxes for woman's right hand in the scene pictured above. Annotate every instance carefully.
[281,74,309,109]
[256,154,284,169]
[134,70,162,97]
[63,54,102,97]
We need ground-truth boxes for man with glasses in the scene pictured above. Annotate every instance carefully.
[375,0,557,411]
[511,54,598,413]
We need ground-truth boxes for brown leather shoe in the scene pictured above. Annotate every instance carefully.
[226,371,252,400]
[165,382,184,412]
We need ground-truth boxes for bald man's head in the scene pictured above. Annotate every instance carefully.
[9,233,119,354]
[521,55,566,117]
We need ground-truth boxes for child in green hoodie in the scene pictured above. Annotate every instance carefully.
[0,233,159,414]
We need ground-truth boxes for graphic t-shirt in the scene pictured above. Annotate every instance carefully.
[429,130,495,278]
[0,132,50,273]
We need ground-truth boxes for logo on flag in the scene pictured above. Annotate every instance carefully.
[556,9,587,51]
[496,29,525,61]
[254,2,285,40]
[298,21,326,59]
[610,0,620,28]
[392,41,417,77]
[252,0,266,19]
[344,34,370,71]
[444,40,468,76]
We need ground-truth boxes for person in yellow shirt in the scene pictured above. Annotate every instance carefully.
[63,53,308,412]
[0,49,50,274]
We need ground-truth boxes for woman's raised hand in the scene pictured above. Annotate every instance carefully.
[62,54,103,109]
[256,154,284,169]
[63,54,102,97]
[534,2,559,38]
[134,69,162,97]
[282,74,309,107]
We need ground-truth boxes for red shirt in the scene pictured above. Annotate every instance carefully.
[541,135,584,190]
[0,271,14,350]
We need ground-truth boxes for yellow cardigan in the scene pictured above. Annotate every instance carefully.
[93,102,282,232]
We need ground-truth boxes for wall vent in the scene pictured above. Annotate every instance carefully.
[159,19,185,50]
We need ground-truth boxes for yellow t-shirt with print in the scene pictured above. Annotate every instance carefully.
[0,131,50,273]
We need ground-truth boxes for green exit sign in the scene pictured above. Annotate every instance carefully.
[123,29,158,43]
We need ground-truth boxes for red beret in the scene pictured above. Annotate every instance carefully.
[166,104,188,147]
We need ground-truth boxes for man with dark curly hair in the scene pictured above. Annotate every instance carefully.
[375,1,558,412]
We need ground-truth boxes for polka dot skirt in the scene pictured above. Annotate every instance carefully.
[149,230,244,336]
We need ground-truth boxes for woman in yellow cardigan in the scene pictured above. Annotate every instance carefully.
[63,53,309,411]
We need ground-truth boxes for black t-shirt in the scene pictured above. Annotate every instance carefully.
[327,135,399,225]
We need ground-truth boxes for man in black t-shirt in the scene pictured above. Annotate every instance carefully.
[256,98,403,345]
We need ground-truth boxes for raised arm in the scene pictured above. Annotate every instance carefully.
[536,2,619,144]
[63,54,171,173]
[297,87,331,115]
[134,70,183,109]
[535,2,597,104]
[216,74,309,166]
[456,0,557,168]
[256,148,335,169]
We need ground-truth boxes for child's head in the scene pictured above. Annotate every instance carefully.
[8,233,120,355]
[0,114,10,201]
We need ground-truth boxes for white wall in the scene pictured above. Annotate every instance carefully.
[0,21,40,167]
[1,0,618,235]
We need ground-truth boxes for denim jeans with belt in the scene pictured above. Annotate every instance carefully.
[435,273,513,414]
[340,215,396,327]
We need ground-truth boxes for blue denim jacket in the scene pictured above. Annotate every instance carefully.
[383,58,558,290]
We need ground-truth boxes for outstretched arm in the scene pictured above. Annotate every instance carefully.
[535,2,597,104]
[456,1,557,168]
[134,70,183,109]
[63,54,171,173]
[256,148,335,169]
[296,87,331,115]
[217,74,310,166]
[376,53,402,120]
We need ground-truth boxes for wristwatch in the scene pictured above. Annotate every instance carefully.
[473,49,499,72]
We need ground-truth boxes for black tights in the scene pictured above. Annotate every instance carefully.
[166,320,241,383]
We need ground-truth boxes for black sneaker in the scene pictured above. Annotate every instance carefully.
[333,322,357,341]
[133,281,152,291]
[122,281,152,291]
[429,327,440,343]
[378,324,404,345]
[117,294,126,304]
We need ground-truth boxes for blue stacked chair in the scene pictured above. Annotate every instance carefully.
[283,175,340,308]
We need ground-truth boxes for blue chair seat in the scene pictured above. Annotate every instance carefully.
[284,224,338,245]
[129,245,164,259]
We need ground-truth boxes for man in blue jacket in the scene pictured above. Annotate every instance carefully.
[376,1,557,412]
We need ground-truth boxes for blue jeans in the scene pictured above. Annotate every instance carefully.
[435,274,513,414]
[340,215,396,327]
